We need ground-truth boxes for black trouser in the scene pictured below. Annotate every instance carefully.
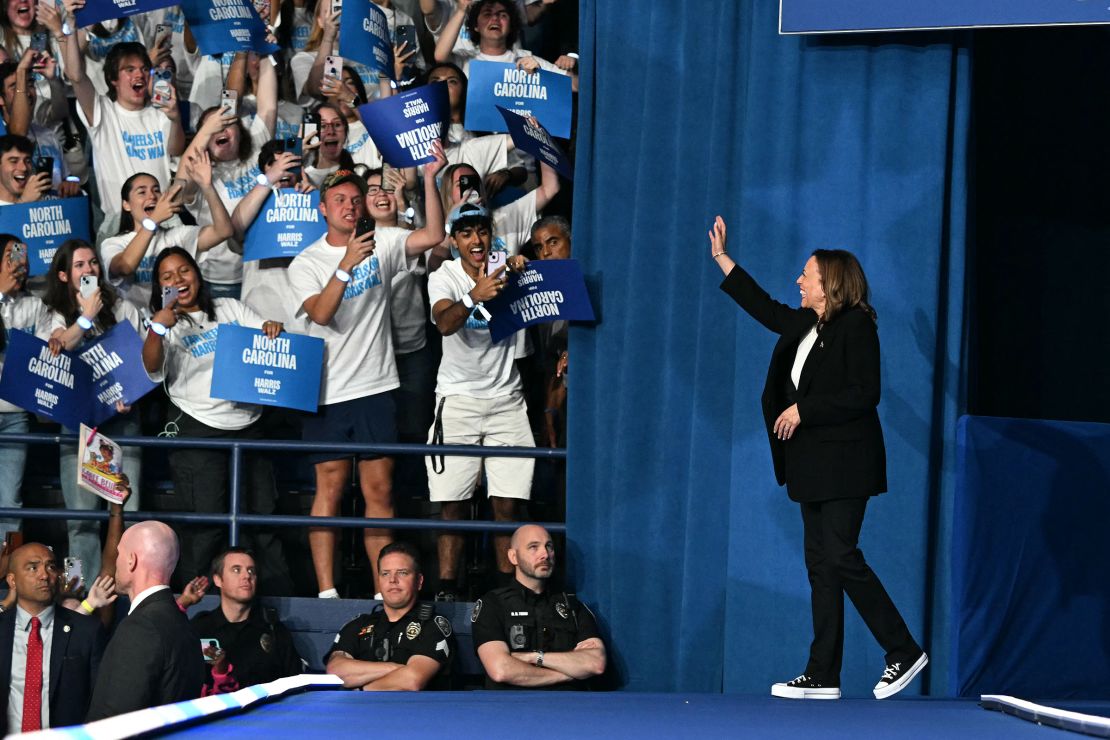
[800,497,920,682]
[168,407,292,595]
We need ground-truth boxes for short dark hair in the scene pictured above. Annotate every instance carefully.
[0,61,18,89]
[211,547,256,581]
[0,133,34,157]
[197,106,253,163]
[465,0,521,49]
[104,43,152,102]
[150,246,218,323]
[378,541,422,575]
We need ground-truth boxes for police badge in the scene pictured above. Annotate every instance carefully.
[555,601,569,620]
[406,621,421,640]
[260,633,274,653]
[435,615,452,637]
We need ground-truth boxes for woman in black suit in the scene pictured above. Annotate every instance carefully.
[709,216,927,700]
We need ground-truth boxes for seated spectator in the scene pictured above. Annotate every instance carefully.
[325,541,454,690]
[472,524,605,689]
[86,521,205,720]
[142,247,292,595]
[188,548,305,694]
[426,203,532,598]
[0,134,49,204]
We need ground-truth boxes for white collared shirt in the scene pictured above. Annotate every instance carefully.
[8,605,54,732]
[128,585,171,615]
[791,325,819,389]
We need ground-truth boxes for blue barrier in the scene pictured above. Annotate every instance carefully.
[0,432,567,543]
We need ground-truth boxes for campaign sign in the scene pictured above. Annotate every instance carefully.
[0,197,92,276]
[780,0,1110,33]
[210,324,324,412]
[77,323,158,422]
[75,0,177,28]
[465,61,572,139]
[181,0,279,57]
[243,189,326,261]
[357,83,449,167]
[0,332,90,428]
[496,106,573,180]
[486,260,594,343]
[338,0,393,79]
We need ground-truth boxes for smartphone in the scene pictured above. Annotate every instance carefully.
[355,216,375,238]
[487,250,506,276]
[162,284,180,307]
[155,22,173,49]
[63,556,83,585]
[330,0,343,15]
[301,110,318,145]
[394,24,416,51]
[30,31,48,53]
[79,274,97,298]
[380,161,395,193]
[220,89,239,117]
[201,638,222,663]
[323,55,342,81]
[152,68,173,107]
[9,242,25,264]
[279,137,303,178]
[35,156,53,178]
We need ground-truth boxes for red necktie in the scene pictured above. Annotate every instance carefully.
[22,615,43,732]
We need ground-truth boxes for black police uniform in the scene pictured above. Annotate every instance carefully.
[324,603,454,689]
[190,606,304,691]
[471,583,600,690]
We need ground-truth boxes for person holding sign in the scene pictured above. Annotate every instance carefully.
[41,238,143,585]
[141,246,292,594]
[100,151,233,311]
[425,202,533,599]
[288,143,447,599]
[434,0,566,80]
[0,233,44,544]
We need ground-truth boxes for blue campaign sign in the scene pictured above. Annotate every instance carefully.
[338,0,393,79]
[75,0,177,28]
[486,260,594,343]
[77,323,159,424]
[465,61,572,139]
[357,83,449,167]
[243,189,326,261]
[0,197,92,277]
[496,106,573,180]
[0,331,91,428]
[209,324,324,412]
[780,0,1110,33]
[181,0,279,56]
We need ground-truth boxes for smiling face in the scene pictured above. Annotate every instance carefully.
[157,252,200,310]
[205,111,241,163]
[6,543,58,611]
[214,552,257,606]
[797,255,826,317]
[112,54,152,110]
[317,107,347,165]
[475,2,511,45]
[6,0,34,31]
[378,551,422,612]
[121,174,161,224]
[0,145,31,200]
[59,246,101,292]
[320,181,365,236]
[364,173,396,222]
[451,221,492,274]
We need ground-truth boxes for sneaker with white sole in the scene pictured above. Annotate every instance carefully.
[771,674,841,700]
[873,652,928,699]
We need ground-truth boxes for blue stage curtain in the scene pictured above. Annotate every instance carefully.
[567,1,969,694]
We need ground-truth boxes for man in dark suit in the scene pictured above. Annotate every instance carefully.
[86,521,205,721]
[1,542,105,734]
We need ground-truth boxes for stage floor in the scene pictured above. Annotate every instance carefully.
[166,691,1080,739]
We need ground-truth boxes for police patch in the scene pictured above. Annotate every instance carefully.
[555,601,569,620]
[260,633,274,653]
[435,615,452,637]
[406,621,421,640]
[471,599,482,623]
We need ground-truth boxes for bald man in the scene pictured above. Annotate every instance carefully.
[1,543,104,734]
[86,522,205,720]
[471,525,607,689]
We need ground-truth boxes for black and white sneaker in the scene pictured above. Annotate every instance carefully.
[771,674,841,700]
[873,652,928,699]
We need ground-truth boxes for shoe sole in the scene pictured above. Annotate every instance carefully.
[873,652,929,699]
[771,685,841,700]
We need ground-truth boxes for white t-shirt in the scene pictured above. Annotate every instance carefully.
[448,37,564,77]
[493,189,539,255]
[287,228,409,404]
[146,298,265,430]
[390,254,426,355]
[346,120,384,169]
[0,295,47,414]
[442,129,509,180]
[78,95,174,217]
[427,258,522,398]
[101,225,201,311]
[240,259,306,333]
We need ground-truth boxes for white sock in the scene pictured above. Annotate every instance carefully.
[318,588,339,599]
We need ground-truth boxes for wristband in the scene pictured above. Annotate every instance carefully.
[76,315,93,330]
[142,217,158,233]
[61,21,73,37]
[334,268,351,283]
[461,292,475,309]
[149,321,168,336]
[79,599,95,615]
[255,173,274,189]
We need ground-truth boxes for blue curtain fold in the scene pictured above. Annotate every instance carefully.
[568,0,969,694]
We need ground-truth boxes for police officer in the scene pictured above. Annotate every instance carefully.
[472,524,607,689]
[325,542,454,691]
[190,548,304,694]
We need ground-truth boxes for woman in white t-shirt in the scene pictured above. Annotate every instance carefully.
[141,246,291,588]
[100,151,233,310]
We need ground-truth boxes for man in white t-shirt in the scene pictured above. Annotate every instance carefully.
[288,150,447,599]
[62,39,185,220]
[425,202,533,600]
[0,134,49,205]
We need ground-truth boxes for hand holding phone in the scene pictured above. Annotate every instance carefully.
[486,250,506,278]
[9,242,26,265]
[162,285,180,308]
[220,89,239,117]
[323,55,343,81]
[79,274,98,298]
[63,556,84,586]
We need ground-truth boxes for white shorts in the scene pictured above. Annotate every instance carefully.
[426,392,535,502]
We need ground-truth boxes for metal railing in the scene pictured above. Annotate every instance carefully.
[0,432,567,544]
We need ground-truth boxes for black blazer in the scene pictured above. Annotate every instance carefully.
[0,606,105,734]
[86,588,206,721]
[721,265,887,502]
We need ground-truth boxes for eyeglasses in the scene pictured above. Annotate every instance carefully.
[320,122,345,132]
